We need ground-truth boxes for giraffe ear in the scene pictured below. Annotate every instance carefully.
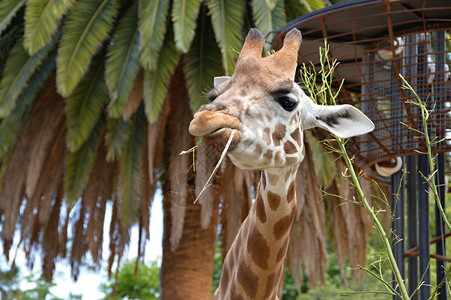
[305,104,375,138]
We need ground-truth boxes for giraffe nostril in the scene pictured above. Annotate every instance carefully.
[212,104,227,112]
[198,103,227,113]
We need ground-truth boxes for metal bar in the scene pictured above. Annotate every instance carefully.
[435,152,447,299]
[407,155,419,300]
[418,154,430,300]
[434,30,448,300]
[391,168,405,299]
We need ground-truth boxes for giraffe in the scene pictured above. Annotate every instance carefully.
[189,28,374,300]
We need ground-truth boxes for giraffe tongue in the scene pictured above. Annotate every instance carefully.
[189,110,241,137]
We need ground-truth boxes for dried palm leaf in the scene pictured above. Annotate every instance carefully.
[122,69,143,121]
[84,141,114,264]
[42,189,63,281]
[288,142,327,289]
[147,93,169,186]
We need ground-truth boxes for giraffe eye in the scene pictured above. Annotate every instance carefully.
[276,96,297,111]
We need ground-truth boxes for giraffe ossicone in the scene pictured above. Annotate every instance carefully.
[189,28,374,300]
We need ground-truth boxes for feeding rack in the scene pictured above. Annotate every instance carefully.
[272,1,451,299]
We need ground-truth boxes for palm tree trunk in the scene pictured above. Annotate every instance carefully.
[161,191,218,300]
[160,61,219,300]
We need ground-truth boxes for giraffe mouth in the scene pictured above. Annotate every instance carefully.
[189,111,241,137]
[201,127,242,154]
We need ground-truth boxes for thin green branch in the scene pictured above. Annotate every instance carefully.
[399,74,451,233]
[300,42,410,299]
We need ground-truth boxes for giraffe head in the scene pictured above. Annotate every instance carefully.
[189,28,374,170]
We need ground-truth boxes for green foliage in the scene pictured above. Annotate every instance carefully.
[105,2,139,118]
[143,26,180,122]
[106,2,141,118]
[0,0,26,35]
[24,0,75,54]
[251,0,286,38]
[65,116,105,204]
[0,35,56,117]
[206,0,245,75]
[105,115,133,161]
[118,106,147,225]
[66,53,107,152]
[100,260,160,300]
[0,52,55,157]
[56,0,118,97]
[0,266,71,300]
[138,0,170,70]
[299,0,325,13]
[172,0,202,53]
[184,7,223,112]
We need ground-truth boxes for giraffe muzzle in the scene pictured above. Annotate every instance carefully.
[189,110,241,137]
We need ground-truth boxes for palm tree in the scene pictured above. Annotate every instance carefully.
[0,0,364,299]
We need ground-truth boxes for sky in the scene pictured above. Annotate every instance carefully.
[0,193,163,299]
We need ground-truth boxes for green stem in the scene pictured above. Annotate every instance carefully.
[338,140,410,299]
[399,74,451,232]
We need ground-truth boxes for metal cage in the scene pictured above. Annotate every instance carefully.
[272,1,451,299]
[272,0,451,173]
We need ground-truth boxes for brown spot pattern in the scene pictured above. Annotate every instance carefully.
[256,193,267,223]
[262,127,271,145]
[267,173,279,185]
[273,208,295,240]
[272,123,286,147]
[254,143,263,157]
[291,127,301,146]
[264,149,273,162]
[285,156,298,165]
[264,272,277,298]
[283,140,297,154]
[275,150,283,165]
[247,228,270,269]
[237,262,259,298]
[276,238,289,262]
[287,181,295,203]
[264,266,283,298]
[267,191,281,210]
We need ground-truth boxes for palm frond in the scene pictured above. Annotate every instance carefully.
[0,53,56,157]
[284,0,308,24]
[105,116,133,161]
[251,0,286,38]
[0,23,23,72]
[300,0,325,13]
[144,27,180,122]
[122,69,144,120]
[171,0,202,53]
[0,0,26,35]
[66,54,107,152]
[24,0,75,54]
[56,0,118,97]
[206,0,244,75]
[106,2,141,118]
[138,0,170,70]
[184,10,222,112]
[65,116,105,204]
[118,105,147,226]
[0,36,56,117]
[265,0,277,10]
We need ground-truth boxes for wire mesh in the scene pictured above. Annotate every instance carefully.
[272,0,451,172]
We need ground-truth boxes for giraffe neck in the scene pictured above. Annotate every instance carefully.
[216,165,298,300]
